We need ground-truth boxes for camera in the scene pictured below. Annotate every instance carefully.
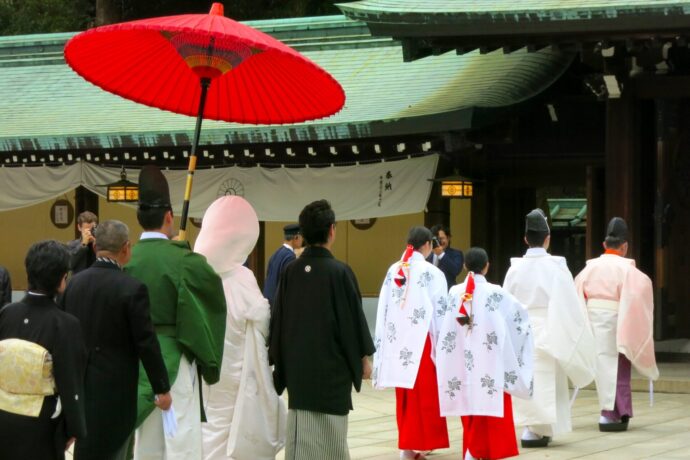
[88,224,98,237]
[432,236,440,249]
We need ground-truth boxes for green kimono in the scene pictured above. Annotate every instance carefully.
[125,238,227,426]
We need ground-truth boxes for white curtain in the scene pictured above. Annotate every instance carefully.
[0,154,438,221]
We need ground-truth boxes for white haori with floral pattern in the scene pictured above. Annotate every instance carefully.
[436,274,534,417]
[373,251,448,389]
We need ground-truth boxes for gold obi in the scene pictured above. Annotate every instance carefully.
[0,338,56,417]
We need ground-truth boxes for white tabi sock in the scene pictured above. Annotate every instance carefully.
[521,428,542,441]
[599,415,620,424]
[464,449,477,460]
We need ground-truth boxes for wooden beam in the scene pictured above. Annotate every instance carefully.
[634,75,690,99]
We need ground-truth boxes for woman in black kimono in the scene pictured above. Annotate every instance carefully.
[0,240,87,460]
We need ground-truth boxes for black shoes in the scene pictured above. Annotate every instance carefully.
[521,436,551,448]
[599,416,630,432]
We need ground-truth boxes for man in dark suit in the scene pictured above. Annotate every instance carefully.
[263,223,303,308]
[62,220,172,460]
[66,211,98,275]
[0,264,11,306]
[428,224,464,289]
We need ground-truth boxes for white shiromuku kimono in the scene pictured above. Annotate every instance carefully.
[373,251,448,389]
[436,274,534,417]
[195,196,287,460]
[574,254,659,411]
[504,248,596,436]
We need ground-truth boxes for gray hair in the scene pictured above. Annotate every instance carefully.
[95,220,129,252]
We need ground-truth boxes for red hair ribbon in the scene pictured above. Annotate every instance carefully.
[457,271,474,326]
[393,244,414,288]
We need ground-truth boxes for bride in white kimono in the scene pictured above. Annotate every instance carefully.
[195,196,286,460]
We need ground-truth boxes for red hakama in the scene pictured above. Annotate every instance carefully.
[461,392,518,459]
[396,335,449,450]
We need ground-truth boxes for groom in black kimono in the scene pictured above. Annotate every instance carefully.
[62,220,171,460]
[269,200,375,460]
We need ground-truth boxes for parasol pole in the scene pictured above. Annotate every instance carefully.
[178,77,210,241]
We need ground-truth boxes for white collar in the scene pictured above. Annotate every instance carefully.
[525,247,548,257]
[140,231,169,240]
[283,243,293,252]
[472,273,487,283]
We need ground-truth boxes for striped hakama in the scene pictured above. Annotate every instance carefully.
[284,409,350,460]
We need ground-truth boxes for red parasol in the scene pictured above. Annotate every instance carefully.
[64,3,345,239]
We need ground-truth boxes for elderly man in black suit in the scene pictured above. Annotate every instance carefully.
[62,220,172,460]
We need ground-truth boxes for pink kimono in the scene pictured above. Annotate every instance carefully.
[575,252,659,419]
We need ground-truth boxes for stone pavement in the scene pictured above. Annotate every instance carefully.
[67,363,690,459]
[323,384,690,460]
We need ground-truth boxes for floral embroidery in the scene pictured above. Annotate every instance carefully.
[400,347,414,368]
[485,292,503,312]
[391,286,404,303]
[529,379,534,397]
[384,273,392,286]
[517,344,525,368]
[374,337,382,352]
[417,271,432,288]
[446,377,462,399]
[464,350,474,371]
[483,331,498,351]
[514,311,523,334]
[408,307,425,325]
[504,371,518,388]
[436,296,451,317]
[481,374,498,395]
[386,323,396,343]
[441,331,456,353]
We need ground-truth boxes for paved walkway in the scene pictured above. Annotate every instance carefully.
[67,363,690,459]
[315,385,690,460]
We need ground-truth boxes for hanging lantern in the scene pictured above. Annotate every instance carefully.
[106,167,139,202]
[441,179,473,199]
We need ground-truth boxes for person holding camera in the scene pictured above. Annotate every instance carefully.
[67,211,98,274]
[428,224,464,290]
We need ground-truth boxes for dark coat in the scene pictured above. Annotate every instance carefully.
[269,246,375,416]
[0,295,87,460]
[66,240,97,275]
[61,260,169,460]
[263,245,295,307]
[0,266,10,306]
[427,246,464,289]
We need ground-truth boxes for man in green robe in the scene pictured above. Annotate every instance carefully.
[125,166,226,460]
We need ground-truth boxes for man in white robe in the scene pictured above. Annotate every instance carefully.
[504,209,596,447]
[373,226,449,460]
[436,247,533,460]
[195,196,287,460]
[574,217,659,432]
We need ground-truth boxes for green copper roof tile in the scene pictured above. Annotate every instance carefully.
[338,0,690,18]
[0,15,572,152]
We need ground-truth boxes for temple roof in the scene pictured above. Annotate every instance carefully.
[0,15,571,167]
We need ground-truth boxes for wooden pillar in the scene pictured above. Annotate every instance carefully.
[470,178,490,250]
[605,92,641,262]
[251,221,266,289]
[586,166,605,260]
[425,159,452,229]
